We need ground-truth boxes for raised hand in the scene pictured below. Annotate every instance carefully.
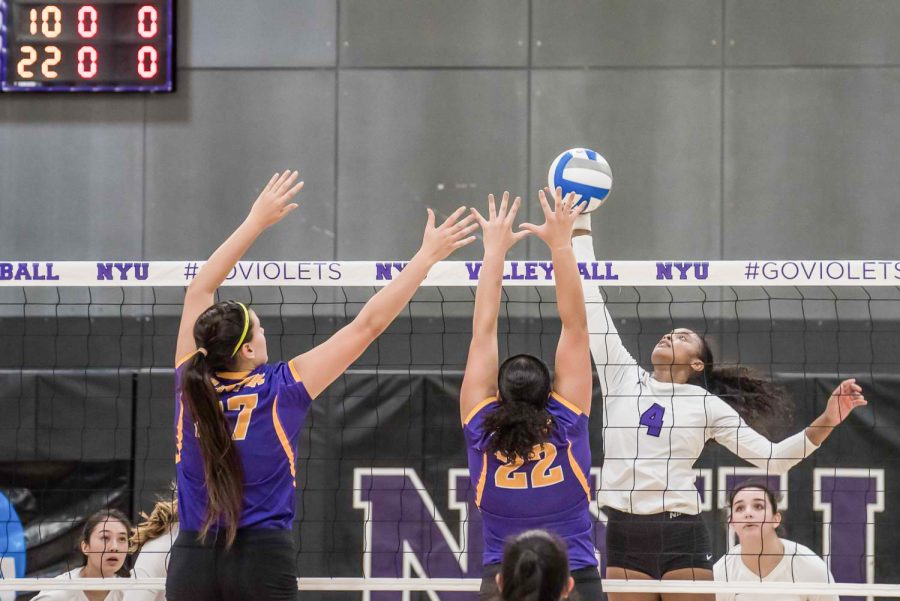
[418,206,479,264]
[247,170,304,229]
[823,378,868,425]
[470,192,529,256]
[519,187,584,251]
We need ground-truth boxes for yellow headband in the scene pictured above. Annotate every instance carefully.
[230,302,251,358]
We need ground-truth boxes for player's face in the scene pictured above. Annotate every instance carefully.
[651,328,704,371]
[81,518,129,577]
[730,488,781,543]
[245,310,268,365]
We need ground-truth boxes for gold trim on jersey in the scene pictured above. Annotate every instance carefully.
[475,451,488,507]
[214,372,266,394]
[216,370,251,380]
[175,400,184,464]
[175,349,202,369]
[272,394,297,488]
[464,396,498,425]
[566,441,590,501]
[288,358,303,383]
[550,391,583,416]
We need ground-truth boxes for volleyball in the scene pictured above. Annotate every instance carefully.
[547,148,612,212]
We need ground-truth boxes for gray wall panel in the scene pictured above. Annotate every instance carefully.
[533,0,721,67]
[144,70,336,260]
[180,0,336,67]
[340,0,527,67]
[726,0,900,66]
[0,98,143,259]
[337,70,528,260]
[725,69,900,258]
[532,70,721,260]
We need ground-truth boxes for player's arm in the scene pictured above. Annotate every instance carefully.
[459,193,529,423]
[804,378,868,446]
[709,399,814,475]
[520,188,591,414]
[572,233,641,396]
[295,207,477,400]
[709,380,866,474]
[175,171,303,365]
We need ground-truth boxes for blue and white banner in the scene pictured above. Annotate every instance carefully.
[1,260,900,286]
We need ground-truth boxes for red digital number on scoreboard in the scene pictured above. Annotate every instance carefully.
[1,0,173,92]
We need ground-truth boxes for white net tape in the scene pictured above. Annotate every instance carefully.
[2,577,900,596]
[1,259,899,286]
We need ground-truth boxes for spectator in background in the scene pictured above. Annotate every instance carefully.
[714,481,837,601]
[123,496,179,601]
[495,530,575,601]
[33,509,132,601]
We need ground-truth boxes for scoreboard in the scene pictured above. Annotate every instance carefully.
[1,0,173,92]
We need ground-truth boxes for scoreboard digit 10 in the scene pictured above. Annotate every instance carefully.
[1,0,173,92]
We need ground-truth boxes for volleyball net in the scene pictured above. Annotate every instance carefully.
[1,259,898,600]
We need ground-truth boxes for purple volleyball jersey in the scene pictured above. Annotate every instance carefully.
[175,356,313,532]
[463,393,597,569]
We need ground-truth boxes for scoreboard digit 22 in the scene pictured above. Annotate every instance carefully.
[1,0,173,92]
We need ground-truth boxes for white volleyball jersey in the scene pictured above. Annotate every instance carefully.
[713,539,837,601]
[31,567,128,601]
[573,236,819,515]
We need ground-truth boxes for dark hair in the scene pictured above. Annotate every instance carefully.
[182,300,252,547]
[81,508,133,577]
[688,336,793,438]
[499,530,571,601]
[728,480,782,515]
[483,354,553,463]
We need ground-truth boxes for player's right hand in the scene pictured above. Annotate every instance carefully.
[247,170,304,229]
[470,192,529,256]
[418,206,479,264]
[519,187,583,251]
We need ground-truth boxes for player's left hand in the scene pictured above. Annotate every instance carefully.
[824,378,868,425]
[519,187,584,251]
[418,206,479,264]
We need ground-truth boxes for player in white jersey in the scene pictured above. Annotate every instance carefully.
[571,218,868,601]
[714,481,837,601]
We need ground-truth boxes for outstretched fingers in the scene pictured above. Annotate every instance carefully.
[453,234,478,249]
[264,172,281,192]
[284,180,305,201]
[512,227,531,242]
[498,191,510,218]
[280,170,300,193]
[440,205,469,229]
[272,169,293,193]
[537,188,553,218]
[505,196,523,223]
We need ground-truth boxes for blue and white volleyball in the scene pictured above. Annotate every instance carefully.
[547,148,612,212]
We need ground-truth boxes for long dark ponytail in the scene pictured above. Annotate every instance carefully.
[182,300,250,547]
[483,354,553,463]
[498,530,571,601]
[688,336,793,438]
